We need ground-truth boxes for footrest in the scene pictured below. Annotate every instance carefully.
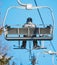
[5,36,53,41]
[32,47,47,50]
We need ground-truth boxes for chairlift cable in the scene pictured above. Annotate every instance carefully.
[50,41,57,57]
[34,0,45,27]
[50,41,56,52]
[52,55,56,65]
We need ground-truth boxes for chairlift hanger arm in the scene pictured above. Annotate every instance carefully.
[3,6,54,27]
[17,0,27,6]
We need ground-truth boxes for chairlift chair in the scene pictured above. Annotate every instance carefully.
[2,0,55,50]
[3,1,54,41]
[5,26,53,41]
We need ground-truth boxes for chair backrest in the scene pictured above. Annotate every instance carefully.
[7,27,52,35]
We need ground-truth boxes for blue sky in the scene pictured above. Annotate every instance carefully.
[0,0,57,65]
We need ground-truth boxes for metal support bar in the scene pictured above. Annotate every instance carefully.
[18,35,20,48]
[29,41,32,59]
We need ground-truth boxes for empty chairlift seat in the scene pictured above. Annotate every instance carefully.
[5,25,53,41]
